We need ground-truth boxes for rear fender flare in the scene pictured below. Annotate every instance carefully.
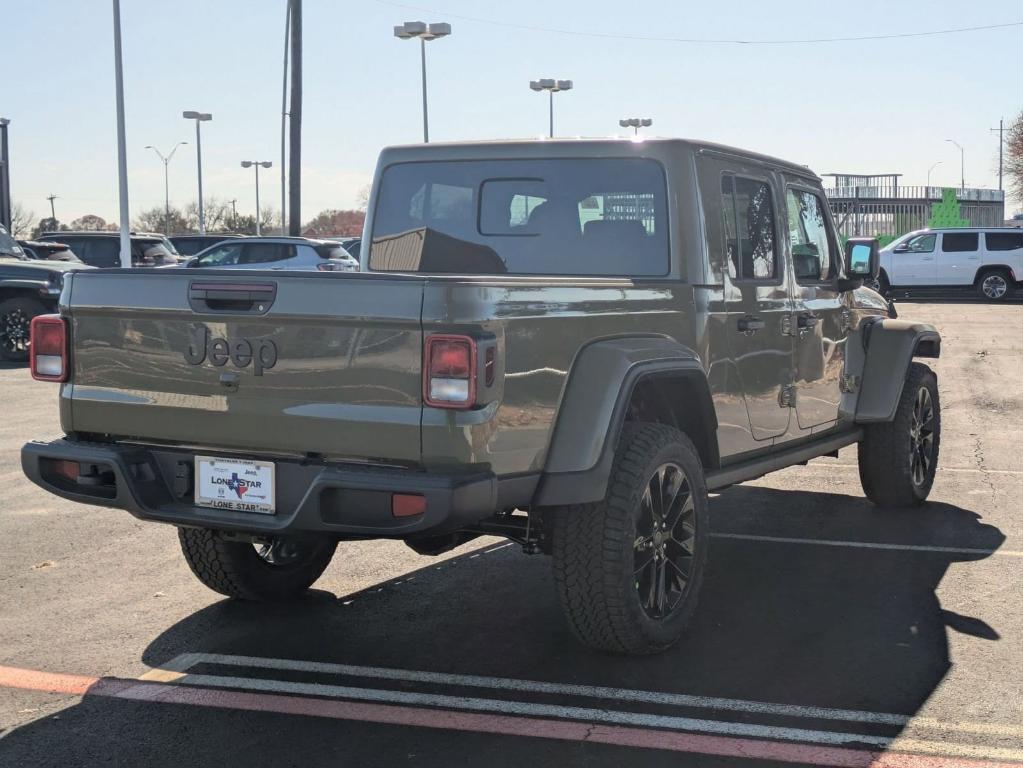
[844,318,941,423]
[534,337,716,507]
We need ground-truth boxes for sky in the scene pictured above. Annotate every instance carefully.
[3,0,1022,227]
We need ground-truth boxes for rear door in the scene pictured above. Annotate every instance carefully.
[721,172,793,441]
[935,231,980,285]
[66,271,426,463]
[239,242,298,270]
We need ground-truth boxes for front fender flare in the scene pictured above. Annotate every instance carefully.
[844,318,941,423]
[534,337,714,507]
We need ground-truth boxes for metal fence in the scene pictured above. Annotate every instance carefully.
[823,186,1006,241]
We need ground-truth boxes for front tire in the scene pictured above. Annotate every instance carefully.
[858,362,940,507]
[0,297,46,362]
[976,269,1014,301]
[178,528,337,601]
[550,423,709,654]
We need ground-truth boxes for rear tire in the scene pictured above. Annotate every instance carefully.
[858,362,940,507]
[550,423,709,654]
[0,297,46,362]
[178,528,337,601]
[869,270,890,297]
[976,269,1014,301]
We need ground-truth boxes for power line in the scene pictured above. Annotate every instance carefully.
[375,1,1023,45]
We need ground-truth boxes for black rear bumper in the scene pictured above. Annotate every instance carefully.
[21,438,498,537]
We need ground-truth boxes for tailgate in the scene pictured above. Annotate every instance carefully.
[65,270,425,464]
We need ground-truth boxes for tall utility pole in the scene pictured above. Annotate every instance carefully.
[991,118,1005,192]
[145,142,187,235]
[280,0,290,235]
[287,0,302,236]
[393,22,452,143]
[241,161,272,235]
[112,0,131,268]
[228,198,238,226]
[945,139,965,192]
[183,112,212,233]
[529,79,573,138]
[47,194,58,220]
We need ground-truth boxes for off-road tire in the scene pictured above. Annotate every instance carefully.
[858,362,940,507]
[550,423,709,654]
[178,527,337,601]
[0,296,46,362]
[976,269,1014,301]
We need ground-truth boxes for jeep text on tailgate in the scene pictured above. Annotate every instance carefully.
[23,139,941,654]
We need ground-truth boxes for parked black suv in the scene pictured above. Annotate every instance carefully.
[0,224,92,361]
[18,240,82,262]
[36,231,182,268]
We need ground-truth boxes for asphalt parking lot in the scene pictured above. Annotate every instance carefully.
[2,299,1022,768]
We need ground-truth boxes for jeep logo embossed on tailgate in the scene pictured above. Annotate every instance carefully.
[185,325,278,376]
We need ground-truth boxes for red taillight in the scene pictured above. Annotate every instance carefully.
[30,315,68,382]
[392,493,427,518]
[424,335,476,409]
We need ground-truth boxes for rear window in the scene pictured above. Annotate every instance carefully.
[314,244,354,260]
[369,158,669,276]
[986,232,1023,251]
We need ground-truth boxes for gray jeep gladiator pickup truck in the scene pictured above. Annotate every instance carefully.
[22,139,941,654]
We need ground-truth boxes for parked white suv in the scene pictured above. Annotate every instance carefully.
[876,228,1023,300]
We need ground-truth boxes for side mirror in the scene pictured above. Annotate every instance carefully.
[844,237,879,281]
[893,243,909,253]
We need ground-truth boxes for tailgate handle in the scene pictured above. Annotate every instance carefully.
[188,282,277,314]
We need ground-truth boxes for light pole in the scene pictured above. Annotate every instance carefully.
[393,21,451,143]
[0,117,11,230]
[183,111,212,234]
[241,161,272,235]
[926,161,942,188]
[112,0,131,267]
[145,142,187,235]
[619,118,652,136]
[945,139,964,192]
[529,79,573,138]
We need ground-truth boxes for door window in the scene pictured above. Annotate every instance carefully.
[985,232,1023,251]
[722,176,777,281]
[941,232,978,252]
[902,233,936,254]
[79,239,120,267]
[786,189,834,282]
[195,244,242,267]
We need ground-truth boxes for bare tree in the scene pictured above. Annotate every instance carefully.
[1007,111,1023,208]
[356,184,371,212]
[133,205,190,234]
[10,201,36,238]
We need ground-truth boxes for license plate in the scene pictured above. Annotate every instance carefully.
[194,456,275,514]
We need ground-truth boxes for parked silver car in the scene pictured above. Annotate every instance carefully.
[182,237,359,272]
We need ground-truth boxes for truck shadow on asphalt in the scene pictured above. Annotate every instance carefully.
[0,488,1007,767]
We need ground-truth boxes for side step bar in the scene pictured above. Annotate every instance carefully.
[706,428,863,491]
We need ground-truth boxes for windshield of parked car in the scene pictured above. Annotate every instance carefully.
[137,240,180,266]
[369,158,669,276]
[0,225,25,258]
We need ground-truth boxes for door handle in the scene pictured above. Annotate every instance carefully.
[737,315,766,334]
[797,312,820,329]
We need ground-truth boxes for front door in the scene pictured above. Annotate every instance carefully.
[889,232,937,285]
[722,173,793,440]
[785,184,846,430]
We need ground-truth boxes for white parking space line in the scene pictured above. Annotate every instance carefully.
[709,532,1023,558]
[141,667,1023,761]
[154,652,1023,740]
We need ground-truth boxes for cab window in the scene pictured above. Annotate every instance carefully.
[721,175,777,281]
[902,233,936,254]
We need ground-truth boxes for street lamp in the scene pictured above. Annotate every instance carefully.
[393,21,451,143]
[619,118,652,136]
[926,161,942,189]
[945,139,964,192]
[145,142,188,235]
[241,160,273,235]
[529,79,573,138]
[0,117,11,230]
[183,111,212,234]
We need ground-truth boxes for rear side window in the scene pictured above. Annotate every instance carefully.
[986,232,1023,251]
[721,175,777,280]
[78,239,120,267]
[314,245,353,260]
[196,244,242,267]
[242,243,296,264]
[369,158,669,276]
[941,232,978,252]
